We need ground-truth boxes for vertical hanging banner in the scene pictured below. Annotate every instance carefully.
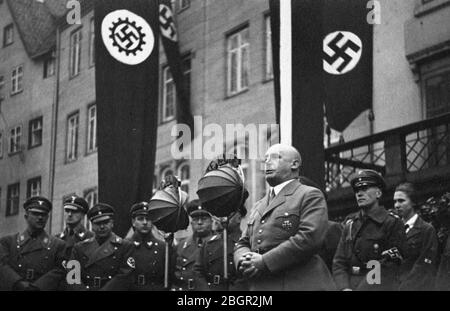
[270,0,373,189]
[159,0,194,139]
[323,0,373,132]
[270,0,325,190]
[95,0,159,237]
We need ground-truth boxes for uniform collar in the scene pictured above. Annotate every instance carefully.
[131,232,157,248]
[271,179,296,196]
[61,223,88,239]
[405,213,418,228]
[18,229,50,247]
[358,205,388,224]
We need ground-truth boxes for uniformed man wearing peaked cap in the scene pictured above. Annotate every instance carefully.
[68,203,134,291]
[172,200,212,291]
[0,196,66,290]
[124,202,173,290]
[350,169,386,191]
[56,196,94,257]
[333,169,408,291]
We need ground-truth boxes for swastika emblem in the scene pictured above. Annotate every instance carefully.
[102,10,155,65]
[159,4,178,42]
[323,31,362,75]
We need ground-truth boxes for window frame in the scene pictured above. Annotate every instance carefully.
[27,176,41,198]
[264,14,273,81]
[66,111,80,163]
[177,162,190,194]
[162,66,176,122]
[178,0,190,12]
[8,125,22,155]
[83,187,98,230]
[43,54,56,79]
[6,182,20,217]
[69,27,82,79]
[11,65,23,95]
[226,26,250,97]
[3,23,13,47]
[89,17,95,67]
[28,116,43,149]
[86,104,97,154]
[0,130,3,159]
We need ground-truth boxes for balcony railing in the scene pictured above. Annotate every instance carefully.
[325,113,450,192]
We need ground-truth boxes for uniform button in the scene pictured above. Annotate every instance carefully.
[183,259,187,262]
[261,220,265,224]
[86,286,90,289]
[258,229,263,234]
[18,264,22,268]
[154,251,158,254]
[108,276,112,279]
[182,267,186,271]
[180,277,184,280]
[257,240,261,244]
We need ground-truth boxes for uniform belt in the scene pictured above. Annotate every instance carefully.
[21,268,38,281]
[83,276,110,288]
[135,274,163,286]
[205,274,223,285]
[350,266,370,276]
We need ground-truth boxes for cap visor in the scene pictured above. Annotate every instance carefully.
[64,205,80,211]
[27,208,49,214]
[91,215,113,224]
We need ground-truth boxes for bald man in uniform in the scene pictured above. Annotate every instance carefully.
[234,144,336,290]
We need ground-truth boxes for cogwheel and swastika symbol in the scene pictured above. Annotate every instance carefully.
[110,17,146,56]
[159,4,178,41]
[102,10,155,65]
[323,31,362,75]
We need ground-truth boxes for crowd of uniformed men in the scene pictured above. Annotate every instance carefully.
[0,143,449,291]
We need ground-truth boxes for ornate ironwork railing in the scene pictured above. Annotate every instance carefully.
[325,113,450,192]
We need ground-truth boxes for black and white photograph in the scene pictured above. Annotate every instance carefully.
[0,0,449,299]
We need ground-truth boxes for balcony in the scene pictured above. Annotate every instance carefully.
[325,113,450,219]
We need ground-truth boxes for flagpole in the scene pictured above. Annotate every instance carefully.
[279,0,292,145]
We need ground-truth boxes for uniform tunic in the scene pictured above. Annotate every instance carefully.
[172,235,208,291]
[332,206,407,291]
[398,216,438,291]
[0,230,66,290]
[68,233,134,291]
[125,232,171,291]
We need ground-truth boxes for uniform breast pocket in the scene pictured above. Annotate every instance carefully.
[274,212,300,237]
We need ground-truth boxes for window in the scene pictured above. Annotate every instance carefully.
[6,183,19,216]
[178,163,190,194]
[84,188,98,230]
[0,75,5,103]
[69,29,82,78]
[29,116,43,148]
[11,65,23,94]
[227,27,250,96]
[161,167,174,181]
[87,105,97,153]
[161,55,191,123]
[3,24,13,47]
[9,125,21,154]
[66,113,79,162]
[43,55,55,78]
[179,0,190,11]
[27,177,41,198]
[89,18,95,67]
[162,67,176,121]
[425,71,450,118]
[265,15,273,80]
[0,131,3,158]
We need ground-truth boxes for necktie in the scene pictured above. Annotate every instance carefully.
[197,237,203,248]
[268,189,275,204]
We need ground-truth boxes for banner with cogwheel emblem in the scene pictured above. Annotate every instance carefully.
[94,0,160,238]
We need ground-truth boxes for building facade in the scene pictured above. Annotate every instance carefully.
[0,0,449,235]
